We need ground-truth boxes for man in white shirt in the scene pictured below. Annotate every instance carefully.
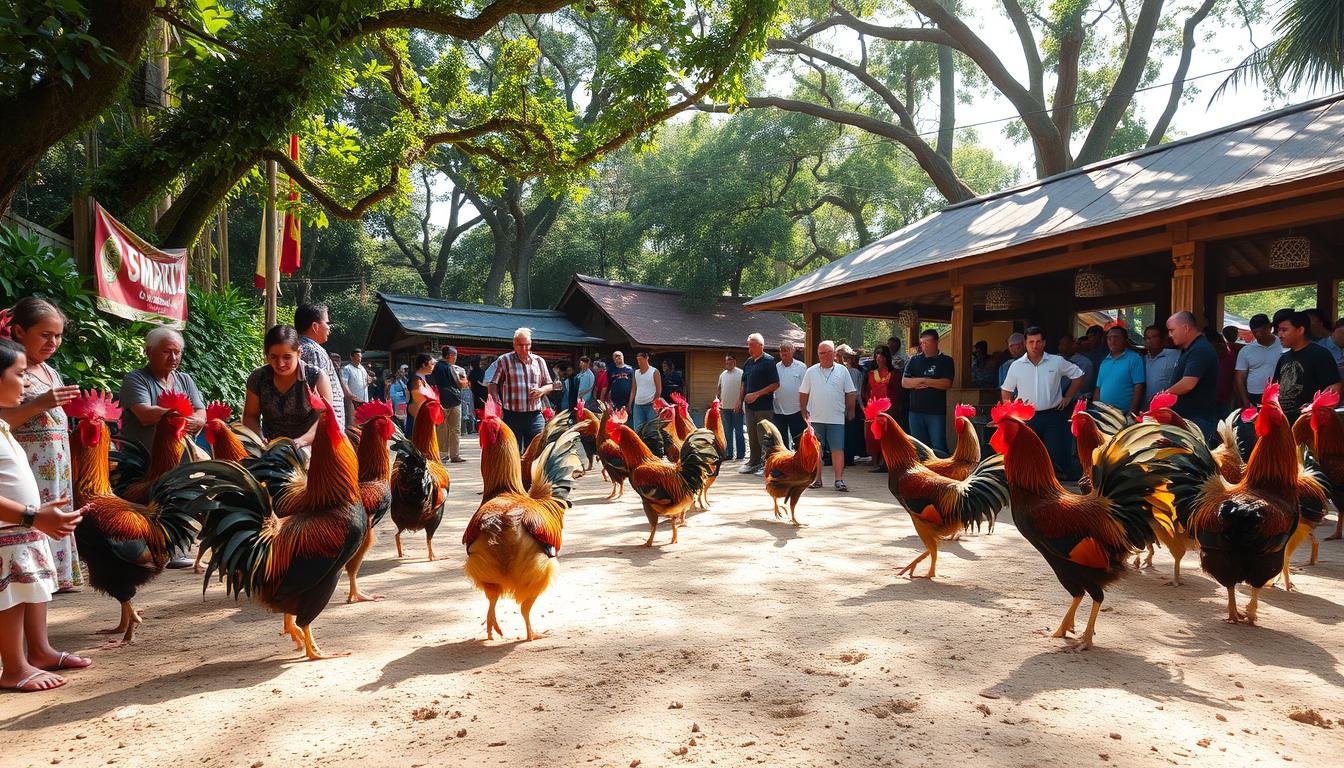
[799,340,857,492]
[716,354,745,461]
[340,349,370,427]
[1234,313,1284,408]
[773,341,807,448]
[1000,326,1085,479]
[1141,324,1180,409]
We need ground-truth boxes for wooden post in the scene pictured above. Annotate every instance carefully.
[71,196,93,283]
[1170,241,1206,320]
[947,280,973,448]
[216,208,230,287]
[805,307,822,363]
[1318,278,1338,325]
[263,161,279,328]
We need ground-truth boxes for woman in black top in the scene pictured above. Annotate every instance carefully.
[243,325,336,447]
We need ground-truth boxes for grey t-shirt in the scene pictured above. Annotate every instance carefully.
[117,368,205,450]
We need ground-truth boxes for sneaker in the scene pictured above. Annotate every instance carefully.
[808,479,823,489]
[737,464,759,474]
[754,468,764,477]
[166,557,195,569]
[450,457,467,463]
[834,480,849,492]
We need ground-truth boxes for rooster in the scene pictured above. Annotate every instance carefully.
[918,404,989,481]
[110,390,207,503]
[757,418,820,526]
[608,409,719,546]
[1302,390,1344,543]
[1143,393,1246,484]
[1162,384,1328,620]
[1071,399,1157,568]
[596,407,630,499]
[868,398,1008,578]
[344,400,395,603]
[201,401,264,463]
[991,401,1179,650]
[696,398,728,510]
[520,405,579,491]
[195,390,367,660]
[463,397,583,640]
[389,383,452,561]
[64,391,200,647]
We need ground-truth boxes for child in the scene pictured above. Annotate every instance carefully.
[0,337,89,692]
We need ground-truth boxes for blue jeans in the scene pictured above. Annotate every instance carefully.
[909,411,948,455]
[722,409,745,459]
[503,409,545,451]
[1026,407,1072,478]
[1188,415,1217,446]
[773,411,806,449]
[631,402,658,429]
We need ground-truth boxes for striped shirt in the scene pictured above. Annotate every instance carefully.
[489,352,553,412]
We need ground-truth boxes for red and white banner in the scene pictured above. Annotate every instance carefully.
[91,202,188,327]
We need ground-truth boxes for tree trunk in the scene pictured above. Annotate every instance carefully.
[935,0,956,160]
[483,236,513,306]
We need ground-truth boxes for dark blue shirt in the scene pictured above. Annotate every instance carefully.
[1171,335,1218,420]
[607,365,635,407]
[742,352,779,412]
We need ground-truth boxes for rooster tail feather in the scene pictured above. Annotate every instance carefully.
[187,460,274,597]
[1091,422,1185,547]
[678,430,721,494]
[635,418,670,459]
[907,433,937,462]
[1088,400,1134,437]
[531,428,585,503]
[757,419,786,459]
[108,439,150,496]
[952,453,1010,530]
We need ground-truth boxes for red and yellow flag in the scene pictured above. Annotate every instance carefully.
[255,134,302,289]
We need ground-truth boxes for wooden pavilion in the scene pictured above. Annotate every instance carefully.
[747,93,1344,429]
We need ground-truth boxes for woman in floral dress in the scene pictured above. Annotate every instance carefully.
[1,298,83,591]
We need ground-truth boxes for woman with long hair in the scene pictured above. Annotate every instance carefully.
[0,298,83,590]
[861,346,900,472]
[242,325,336,448]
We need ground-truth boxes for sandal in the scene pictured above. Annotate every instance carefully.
[41,651,93,672]
[808,480,823,489]
[834,480,849,492]
[3,670,67,693]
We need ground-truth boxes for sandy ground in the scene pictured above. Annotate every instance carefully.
[4,442,1344,768]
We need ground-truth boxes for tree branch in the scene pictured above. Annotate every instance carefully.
[152,6,249,57]
[769,38,918,132]
[1147,0,1219,146]
[1075,0,1165,165]
[1050,9,1083,149]
[357,0,577,42]
[797,7,957,48]
[376,35,420,117]
[1000,0,1044,102]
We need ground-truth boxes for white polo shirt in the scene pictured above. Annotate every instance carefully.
[1001,353,1084,410]
[1235,339,1284,395]
[774,359,807,415]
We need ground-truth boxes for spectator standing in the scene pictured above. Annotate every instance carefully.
[295,303,344,427]
[628,351,662,428]
[716,353,745,461]
[488,329,557,450]
[737,333,779,475]
[970,341,996,388]
[1234,314,1282,408]
[1000,327,1087,479]
[1141,324,1180,409]
[800,340,857,492]
[1273,311,1342,421]
[838,345,866,465]
[606,351,634,411]
[1209,329,1237,416]
[548,364,568,411]
[118,326,207,455]
[1164,312,1220,442]
[406,353,436,436]
[659,359,683,401]
[773,341,807,448]
[593,360,609,405]
[1093,326,1146,414]
[340,349,370,428]
[388,364,411,430]
[1058,336,1094,396]
[365,363,381,402]
[1317,317,1344,367]
[573,356,596,411]
[862,347,899,472]
[998,333,1026,392]
[902,329,954,455]
[1305,308,1332,340]
[468,355,488,412]
[1083,325,1107,374]
[432,346,467,463]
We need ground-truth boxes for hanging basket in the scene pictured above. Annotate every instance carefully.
[1074,268,1104,298]
[1269,236,1311,270]
[896,305,918,329]
[984,284,1013,311]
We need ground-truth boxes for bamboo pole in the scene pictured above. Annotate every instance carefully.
[217,208,230,287]
[264,161,279,327]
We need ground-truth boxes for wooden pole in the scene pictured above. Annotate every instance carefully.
[216,208,230,288]
[264,161,279,328]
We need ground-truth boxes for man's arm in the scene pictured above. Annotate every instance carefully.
[999,388,1014,404]
[122,373,167,427]
[1129,383,1145,417]
[338,367,355,400]
[798,392,810,421]
[1059,375,1086,409]
[653,369,662,398]
[1165,376,1199,396]
[845,390,857,420]
[1234,370,1251,409]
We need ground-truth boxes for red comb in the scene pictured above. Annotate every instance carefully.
[954,404,976,419]
[1263,382,1280,406]
[575,396,586,417]
[610,407,627,426]
[1308,389,1340,412]
[710,398,721,412]
[206,401,234,422]
[991,400,1035,425]
[1149,391,1177,411]
[542,407,555,420]
[1072,399,1087,416]
[355,399,392,423]
[654,397,670,411]
[1240,407,1257,423]
[63,390,122,422]
[483,395,501,421]
[864,397,891,420]
[158,391,194,418]
[671,392,687,407]
[0,308,12,340]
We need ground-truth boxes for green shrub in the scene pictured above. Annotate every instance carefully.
[180,285,265,404]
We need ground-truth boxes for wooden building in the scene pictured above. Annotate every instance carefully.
[555,274,805,411]
[365,292,602,369]
[747,94,1344,437]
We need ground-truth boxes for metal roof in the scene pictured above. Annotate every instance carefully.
[748,92,1344,308]
[365,293,603,348]
[558,274,804,349]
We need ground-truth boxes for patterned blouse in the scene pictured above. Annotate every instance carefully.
[246,361,322,440]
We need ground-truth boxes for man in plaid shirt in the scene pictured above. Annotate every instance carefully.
[487,327,558,449]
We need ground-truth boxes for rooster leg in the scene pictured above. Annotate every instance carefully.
[898,524,938,579]
[1048,595,1084,638]
[1308,532,1318,565]
[483,587,504,640]
[519,596,550,642]
[1142,544,1155,569]
[394,530,406,558]
[896,551,929,578]
[426,536,442,562]
[282,614,305,650]
[97,602,142,648]
[641,508,658,547]
[771,496,781,520]
[1161,535,1186,586]
[300,624,349,661]
[193,542,208,575]
[1224,587,1247,624]
[669,515,680,545]
[1244,587,1261,626]
[1327,516,1342,540]
[1064,600,1101,652]
[345,528,385,603]
[606,482,618,500]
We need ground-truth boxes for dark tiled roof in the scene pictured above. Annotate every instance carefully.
[365,293,602,348]
[750,92,1344,308]
[562,274,804,349]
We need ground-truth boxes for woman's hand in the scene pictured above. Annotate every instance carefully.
[34,499,82,539]
[38,384,80,411]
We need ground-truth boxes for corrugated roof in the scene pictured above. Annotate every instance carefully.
[562,274,805,348]
[367,293,602,347]
[748,93,1344,308]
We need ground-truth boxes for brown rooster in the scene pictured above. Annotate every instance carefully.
[696,398,728,510]
[463,397,583,640]
[608,409,719,546]
[1071,399,1155,568]
[596,407,630,499]
[345,400,395,603]
[390,383,452,560]
[64,391,200,647]
[196,390,367,660]
[868,398,1008,579]
[758,418,820,526]
[1302,390,1344,542]
[520,404,582,491]
[991,401,1180,650]
[111,390,206,503]
[201,401,264,463]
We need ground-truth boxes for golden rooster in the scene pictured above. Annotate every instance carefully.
[110,390,207,503]
[697,398,728,510]
[1300,390,1344,542]
[991,401,1180,650]
[64,391,200,647]
[608,409,719,546]
[463,397,583,641]
[867,398,1007,579]
[596,406,630,499]
[201,401,264,463]
[196,390,367,660]
[390,382,452,560]
[758,418,820,526]
[345,400,395,603]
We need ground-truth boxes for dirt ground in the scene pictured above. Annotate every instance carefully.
[4,442,1344,768]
